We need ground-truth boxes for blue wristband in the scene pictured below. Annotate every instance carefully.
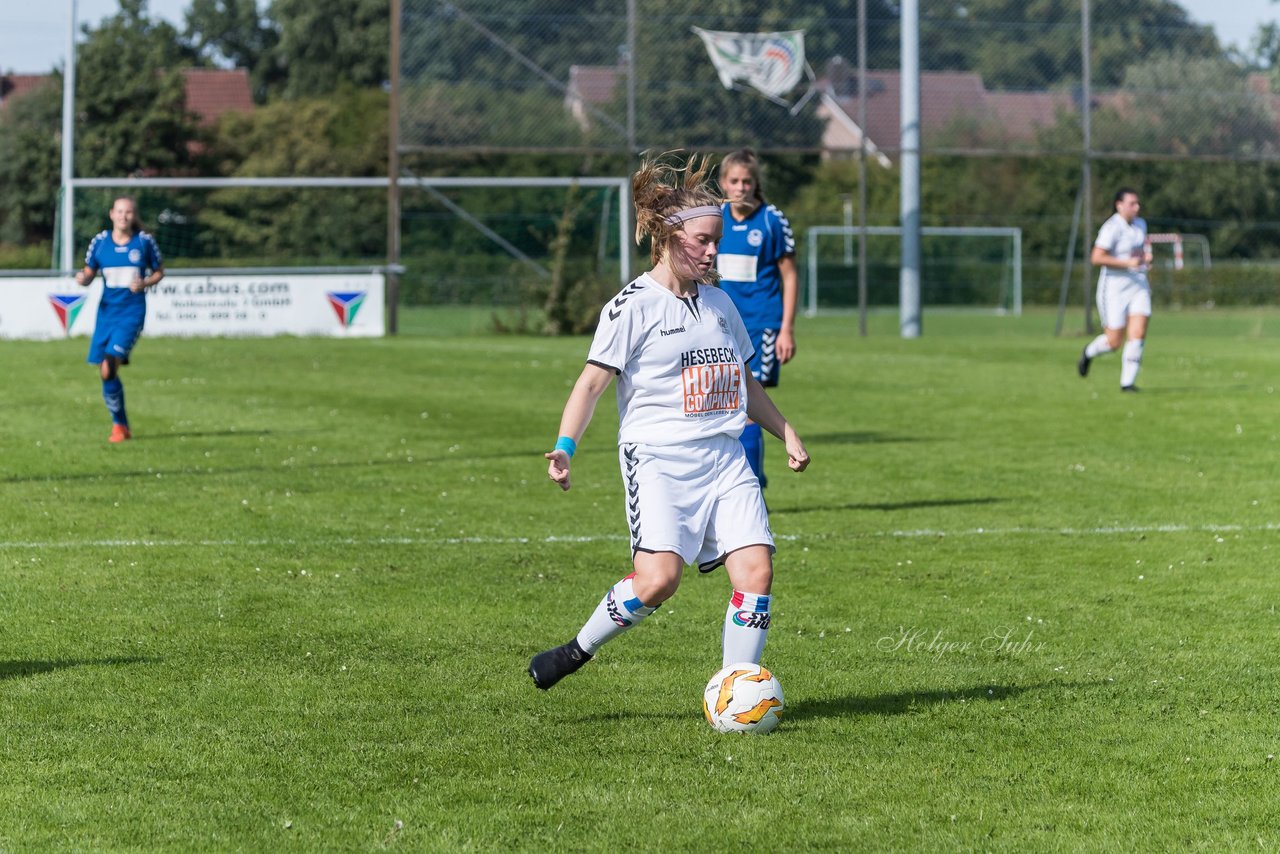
[554,436,577,458]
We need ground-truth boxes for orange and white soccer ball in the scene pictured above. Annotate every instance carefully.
[702,662,784,734]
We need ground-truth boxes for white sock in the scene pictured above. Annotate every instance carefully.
[1121,339,1145,387]
[1084,334,1112,359]
[575,574,657,655]
[722,590,772,666]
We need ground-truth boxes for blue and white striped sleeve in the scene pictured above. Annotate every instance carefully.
[83,231,107,269]
[142,232,164,272]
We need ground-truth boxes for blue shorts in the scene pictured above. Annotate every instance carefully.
[746,328,781,387]
[87,314,144,364]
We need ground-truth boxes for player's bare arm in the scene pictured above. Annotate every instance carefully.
[743,371,809,472]
[1090,246,1141,270]
[74,266,95,287]
[545,362,615,491]
[777,254,799,363]
[130,265,166,293]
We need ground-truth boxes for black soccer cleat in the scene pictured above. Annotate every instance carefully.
[1121,385,1140,393]
[1077,347,1091,377]
[528,638,593,690]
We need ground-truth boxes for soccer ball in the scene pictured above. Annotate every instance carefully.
[702,662,784,734]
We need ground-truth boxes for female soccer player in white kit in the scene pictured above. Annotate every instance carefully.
[528,154,811,691]
[1078,187,1152,391]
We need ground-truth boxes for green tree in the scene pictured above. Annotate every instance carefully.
[0,78,62,246]
[1092,55,1276,157]
[198,88,388,261]
[74,0,204,179]
[270,0,389,99]
[183,0,284,102]
[919,0,1220,89]
[0,0,203,251]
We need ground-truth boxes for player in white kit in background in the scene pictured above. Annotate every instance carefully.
[528,153,811,691]
[1078,187,1152,392]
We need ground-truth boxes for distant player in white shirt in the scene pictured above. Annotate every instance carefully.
[1078,187,1152,391]
[528,153,811,691]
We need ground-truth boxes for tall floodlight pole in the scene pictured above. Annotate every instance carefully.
[857,0,868,336]
[60,0,78,273]
[1081,0,1094,334]
[387,0,402,335]
[899,0,921,338]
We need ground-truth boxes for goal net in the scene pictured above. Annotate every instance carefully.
[60,177,632,310]
[804,226,1022,316]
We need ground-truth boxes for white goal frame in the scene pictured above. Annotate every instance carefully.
[805,226,1022,317]
[68,175,634,284]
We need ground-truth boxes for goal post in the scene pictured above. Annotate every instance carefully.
[805,225,1022,317]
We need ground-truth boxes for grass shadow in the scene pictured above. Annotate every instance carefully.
[806,431,930,445]
[775,497,1005,515]
[0,449,541,485]
[0,657,158,681]
[787,681,1098,722]
[132,429,283,441]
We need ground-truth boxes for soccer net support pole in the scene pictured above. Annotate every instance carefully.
[1054,176,1085,337]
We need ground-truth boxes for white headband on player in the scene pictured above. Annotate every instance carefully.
[664,204,722,225]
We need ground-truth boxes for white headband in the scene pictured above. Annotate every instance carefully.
[665,204,722,225]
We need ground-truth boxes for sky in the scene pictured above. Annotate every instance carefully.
[2,0,193,74]
[1,0,1278,74]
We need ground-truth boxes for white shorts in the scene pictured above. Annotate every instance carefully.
[618,434,774,571]
[1096,278,1152,330]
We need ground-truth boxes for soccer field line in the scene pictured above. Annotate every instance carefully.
[1,521,1277,551]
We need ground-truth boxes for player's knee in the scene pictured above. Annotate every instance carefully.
[632,558,682,604]
[644,572,682,604]
[740,565,773,594]
[99,359,117,380]
[728,548,773,594]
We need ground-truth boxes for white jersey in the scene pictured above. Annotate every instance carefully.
[1095,213,1149,289]
[587,273,756,446]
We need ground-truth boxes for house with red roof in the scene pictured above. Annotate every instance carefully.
[1,67,252,125]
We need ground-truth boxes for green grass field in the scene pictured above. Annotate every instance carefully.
[2,307,1278,850]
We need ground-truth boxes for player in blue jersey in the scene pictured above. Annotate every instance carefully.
[74,196,165,442]
[716,149,798,490]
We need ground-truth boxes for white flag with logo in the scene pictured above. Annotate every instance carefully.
[692,28,806,100]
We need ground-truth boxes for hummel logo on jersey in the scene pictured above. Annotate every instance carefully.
[659,325,686,337]
[608,282,644,321]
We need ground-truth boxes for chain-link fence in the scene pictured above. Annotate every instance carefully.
[396,2,1280,316]
[400,1,1280,160]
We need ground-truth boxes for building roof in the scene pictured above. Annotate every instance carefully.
[182,68,254,126]
[0,68,253,125]
[820,69,1073,154]
[0,73,54,106]
[565,64,621,129]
